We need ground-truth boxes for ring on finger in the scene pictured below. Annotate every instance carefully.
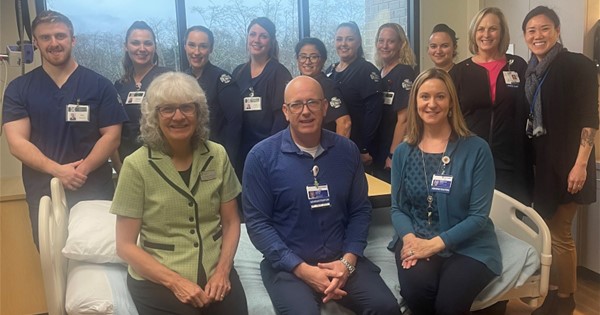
[409,250,415,256]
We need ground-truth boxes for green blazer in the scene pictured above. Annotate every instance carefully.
[111,141,241,284]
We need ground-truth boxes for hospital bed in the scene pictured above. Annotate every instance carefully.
[39,177,550,314]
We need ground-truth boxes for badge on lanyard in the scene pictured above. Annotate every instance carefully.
[243,87,262,111]
[383,91,395,105]
[431,174,453,193]
[306,184,331,209]
[503,71,520,87]
[66,103,90,122]
[126,91,145,105]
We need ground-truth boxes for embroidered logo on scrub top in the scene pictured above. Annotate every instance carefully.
[330,97,342,109]
[402,79,413,90]
[370,72,381,82]
[220,74,231,84]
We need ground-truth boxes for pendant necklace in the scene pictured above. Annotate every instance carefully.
[420,143,450,225]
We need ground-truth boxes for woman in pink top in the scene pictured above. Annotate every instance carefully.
[450,7,533,209]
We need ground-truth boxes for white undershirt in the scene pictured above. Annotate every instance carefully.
[296,143,324,158]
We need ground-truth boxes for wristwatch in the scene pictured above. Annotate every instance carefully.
[339,257,356,275]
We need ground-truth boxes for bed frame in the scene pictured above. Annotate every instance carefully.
[39,177,551,314]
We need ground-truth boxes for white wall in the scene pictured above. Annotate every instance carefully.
[0,0,39,179]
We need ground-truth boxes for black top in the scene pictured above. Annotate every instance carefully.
[451,54,533,204]
[313,72,349,132]
[233,59,292,170]
[326,58,383,154]
[186,62,242,165]
[114,66,171,161]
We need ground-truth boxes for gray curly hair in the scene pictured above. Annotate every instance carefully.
[139,72,209,154]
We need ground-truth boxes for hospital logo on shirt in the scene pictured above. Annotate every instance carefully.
[402,79,413,91]
[330,97,342,109]
[220,74,231,84]
[370,72,381,82]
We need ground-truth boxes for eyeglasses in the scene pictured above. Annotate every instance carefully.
[286,99,324,114]
[157,103,196,118]
[298,54,321,64]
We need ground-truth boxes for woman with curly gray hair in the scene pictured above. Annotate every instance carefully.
[111,72,248,314]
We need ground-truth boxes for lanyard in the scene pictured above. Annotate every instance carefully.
[529,72,549,116]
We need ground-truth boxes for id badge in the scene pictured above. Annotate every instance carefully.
[243,96,262,111]
[66,104,90,122]
[503,71,520,87]
[126,91,145,105]
[383,91,395,105]
[431,174,453,193]
[200,170,216,181]
[306,184,331,209]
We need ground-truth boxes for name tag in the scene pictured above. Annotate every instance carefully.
[503,71,520,87]
[383,91,395,105]
[306,184,330,209]
[431,174,453,193]
[66,104,90,122]
[200,170,216,181]
[126,91,145,105]
[244,96,262,111]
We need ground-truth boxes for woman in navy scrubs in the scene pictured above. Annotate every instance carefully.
[373,23,416,182]
[326,22,383,168]
[113,21,170,172]
[232,17,292,172]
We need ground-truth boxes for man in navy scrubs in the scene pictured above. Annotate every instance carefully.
[242,76,399,314]
[2,10,127,248]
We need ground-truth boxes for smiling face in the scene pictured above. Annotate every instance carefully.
[335,26,360,62]
[297,44,324,77]
[524,14,560,61]
[417,78,451,128]
[428,32,455,69]
[475,13,502,54]
[185,30,211,72]
[33,22,75,67]
[283,77,328,146]
[247,23,271,58]
[158,103,198,146]
[126,29,156,67]
[376,27,400,65]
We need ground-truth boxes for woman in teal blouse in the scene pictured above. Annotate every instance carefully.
[390,68,500,314]
[111,72,248,315]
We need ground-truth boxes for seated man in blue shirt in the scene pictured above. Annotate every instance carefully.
[242,76,399,315]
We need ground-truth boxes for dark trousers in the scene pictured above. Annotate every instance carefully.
[395,248,495,315]
[260,257,400,315]
[127,268,248,315]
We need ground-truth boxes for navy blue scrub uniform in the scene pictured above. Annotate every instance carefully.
[313,72,349,133]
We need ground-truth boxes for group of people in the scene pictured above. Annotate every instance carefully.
[1,4,598,315]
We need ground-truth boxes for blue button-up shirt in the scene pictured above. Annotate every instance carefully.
[242,128,371,272]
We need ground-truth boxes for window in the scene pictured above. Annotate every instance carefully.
[46,0,179,83]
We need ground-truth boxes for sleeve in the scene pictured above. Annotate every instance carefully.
[439,140,496,249]
[110,156,145,218]
[325,81,349,120]
[358,63,383,151]
[270,64,292,134]
[342,144,371,256]
[390,144,416,238]
[97,77,128,128]
[2,79,29,124]
[572,55,599,129]
[242,149,303,272]
[391,67,415,112]
[217,145,242,203]
[218,79,243,162]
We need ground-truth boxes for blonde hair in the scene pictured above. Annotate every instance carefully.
[374,23,417,68]
[468,7,510,56]
[140,72,209,154]
[405,68,471,145]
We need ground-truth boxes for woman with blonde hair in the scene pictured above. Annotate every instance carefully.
[451,7,532,205]
[373,23,416,182]
[390,68,500,314]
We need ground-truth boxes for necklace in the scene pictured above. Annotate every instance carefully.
[419,144,450,225]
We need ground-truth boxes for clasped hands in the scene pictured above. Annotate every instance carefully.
[294,259,353,303]
[400,234,445,269]
[169,270,231,308]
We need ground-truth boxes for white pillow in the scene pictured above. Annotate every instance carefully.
[63,200,125,264]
